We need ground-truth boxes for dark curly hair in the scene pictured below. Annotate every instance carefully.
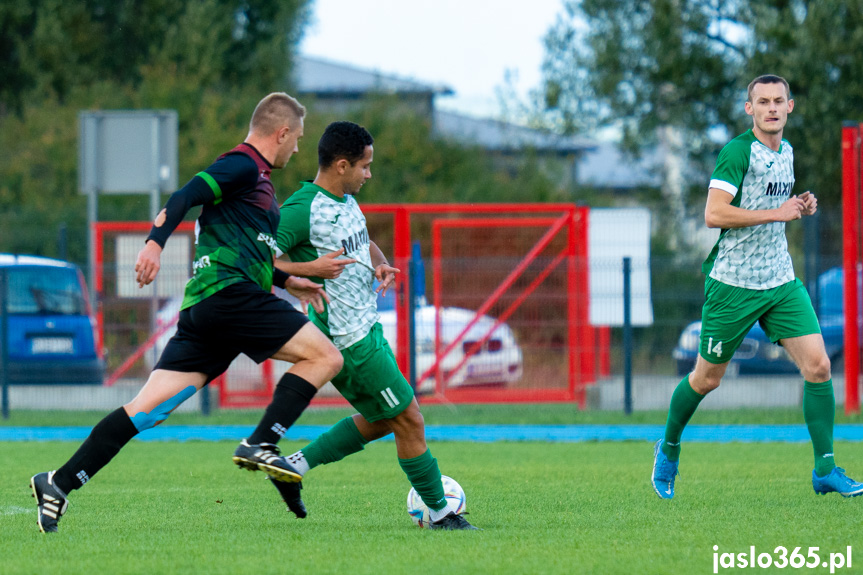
[318,121,374,168]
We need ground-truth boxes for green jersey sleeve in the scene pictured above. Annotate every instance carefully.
[709,133,752,196]
[276,195,311,256]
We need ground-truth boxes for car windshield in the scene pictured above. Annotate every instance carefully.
[5,267,86,315]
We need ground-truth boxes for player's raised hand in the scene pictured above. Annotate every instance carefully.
[285,276,330,314]
[798,191,818,216]
[775,195,805,222]
[135,240,163,288]
[374,263,400,297]
[312,248,357,279]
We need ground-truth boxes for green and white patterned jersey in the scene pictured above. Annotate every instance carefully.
[702,129,796,290]
[277,181,378,350]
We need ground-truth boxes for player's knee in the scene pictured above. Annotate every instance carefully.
[321,344,343,379]
[393,403,424,432]
[699,380,720,394]
[802,355,831,382]
[691,373,721,394]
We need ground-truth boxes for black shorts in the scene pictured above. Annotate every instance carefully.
[155,282,309,382]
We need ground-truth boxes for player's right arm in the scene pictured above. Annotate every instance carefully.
[703,135,805,230]
[276,192,357,281]
[135,154,257,287]
[704,188,805,229]
[276,248,357,280]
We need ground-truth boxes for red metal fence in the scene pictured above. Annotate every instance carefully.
[93,203,595,408]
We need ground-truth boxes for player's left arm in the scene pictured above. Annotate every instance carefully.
[370,241,400,296]
[135,175,220,288]
[136,155,256,288]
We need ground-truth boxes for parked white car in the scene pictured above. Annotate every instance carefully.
[377,304,523,393]
[154,296,523,395]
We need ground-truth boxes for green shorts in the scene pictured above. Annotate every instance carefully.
[699,277,820,364]
[330,322,415,422]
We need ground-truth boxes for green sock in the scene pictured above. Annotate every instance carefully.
[302,416,369,469]
[398,449,447,511]
[661,375,705,461]
[803,380,836,477]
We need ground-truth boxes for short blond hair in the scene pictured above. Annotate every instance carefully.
[249,93,306,135]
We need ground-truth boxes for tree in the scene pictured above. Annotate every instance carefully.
[542,0,746,146]
[746,1,863,218]
[0,3,36,115]
[0,0,311,264]
[540,0,750,249]
[539,0,863,235]
[0,0,309,114]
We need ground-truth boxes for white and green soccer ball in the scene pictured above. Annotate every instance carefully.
[406,475,466,528]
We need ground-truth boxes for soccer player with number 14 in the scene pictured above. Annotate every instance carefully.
[652,75,863,500]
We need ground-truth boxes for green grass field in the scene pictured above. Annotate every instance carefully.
[3,439,863,574]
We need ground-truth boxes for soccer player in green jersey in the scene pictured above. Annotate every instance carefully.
[29,93,345,533]
[651,75,863,500]
[271,121,478,530]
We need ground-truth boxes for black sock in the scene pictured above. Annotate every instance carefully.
[53,407,139,493]
[247,373,318,445]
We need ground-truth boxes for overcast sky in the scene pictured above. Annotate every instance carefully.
[299,0,567,119]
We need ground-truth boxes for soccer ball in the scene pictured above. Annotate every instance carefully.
[406,474,466,528]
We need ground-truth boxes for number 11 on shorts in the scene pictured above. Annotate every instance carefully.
[707,337,723,358]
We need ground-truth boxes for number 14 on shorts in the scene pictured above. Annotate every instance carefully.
[706,337,723,358]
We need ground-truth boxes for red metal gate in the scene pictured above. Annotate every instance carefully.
[364,203,591,406]
[93,203,593,408]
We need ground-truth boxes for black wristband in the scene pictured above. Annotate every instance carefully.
[273,267,291,289]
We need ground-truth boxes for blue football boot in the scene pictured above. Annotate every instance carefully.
[651,439,679,500]
[812,467,863,497]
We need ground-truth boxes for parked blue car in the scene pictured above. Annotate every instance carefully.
[0,254,104,384]
[672,268,846,376]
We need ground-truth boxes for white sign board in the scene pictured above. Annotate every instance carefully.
[589,208,653,326]
[79,110,177,194]
[115,235,191,298]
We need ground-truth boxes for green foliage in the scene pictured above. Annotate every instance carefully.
[542,0,744,158]
[0,96,86,261]
[0,0,307,263]
[1,0,309,109]
[540,0,863,211]
[0,3,35,115]
[0,2,563,263]
[0,96,563,265]
[0,81,268,265]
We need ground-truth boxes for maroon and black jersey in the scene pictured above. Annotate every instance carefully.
[146,143,282,309]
